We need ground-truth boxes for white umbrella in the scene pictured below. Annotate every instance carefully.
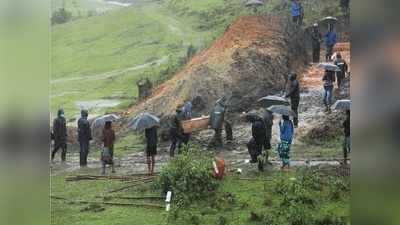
[318,63,341,72]
[245,0,264,7]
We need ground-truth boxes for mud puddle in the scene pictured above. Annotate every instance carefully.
[75,99,122,109]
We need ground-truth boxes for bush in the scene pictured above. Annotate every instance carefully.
[268,169,349,225]
[51,8,72,25]
[156,145,219,207]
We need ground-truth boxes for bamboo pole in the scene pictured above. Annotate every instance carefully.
[51,196,163,209]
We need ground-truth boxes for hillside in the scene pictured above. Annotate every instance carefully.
[128,16,308,118]
[51,0,218,116]
[51,0,345,118]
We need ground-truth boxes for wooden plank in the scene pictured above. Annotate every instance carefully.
[181,116,210,133]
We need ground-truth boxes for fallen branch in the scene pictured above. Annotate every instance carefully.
[51,196,163,209]
[238,178,273,182]
[108,179,154,193]
[65,174,156,182]
[96,195,164,200]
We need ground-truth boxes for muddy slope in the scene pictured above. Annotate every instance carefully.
[129,16,308,118]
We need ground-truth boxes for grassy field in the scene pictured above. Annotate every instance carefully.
[51,0,220,117]
[52,0,123,17]
[51,167,349,225]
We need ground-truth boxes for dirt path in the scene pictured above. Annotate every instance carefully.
[51,56,168,84]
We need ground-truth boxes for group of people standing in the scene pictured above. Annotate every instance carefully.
[51,109,117,174]
[246,74,298,172]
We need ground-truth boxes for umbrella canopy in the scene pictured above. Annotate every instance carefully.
[333,99,351,111]
[91,114,119,128]
[128,112,160,132]
[245,0,264,7]
[244,110,263,122]
[258,95,290,108]
[321,16,338,24]
[91,114,120,141]
[267,105,297,117]
[317,63,341,72]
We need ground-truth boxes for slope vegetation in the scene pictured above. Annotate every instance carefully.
[129,16,308,118]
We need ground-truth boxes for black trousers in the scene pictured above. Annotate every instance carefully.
[326,44,334,61]
[169,136,181,157]
[290,98,299,126]
[312,46,320,63]
[224,121,233,141]
[336,72,345,88]
[211,129,223,148]
[264,134,272,150]
[292,15,301,26]
[51,142,67,162]
[79,141,90,166]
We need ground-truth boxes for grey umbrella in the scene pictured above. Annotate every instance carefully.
[267,105,297,117]
[333,99,351,111]
[91,114,120,140]
[245,0,264,7]
[318,63,341,72]
[91,114,120,128]
[258,95,290,108]
[128,112,160,132]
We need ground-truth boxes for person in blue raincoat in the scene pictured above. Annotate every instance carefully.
[324,24,337,61]
[291,0,303,26]
[277,115,294,171]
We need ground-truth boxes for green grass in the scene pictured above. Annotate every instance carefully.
[51,168,349,225]
[52,0,122,17]
[51,0,217,116]
[113,132,145,156]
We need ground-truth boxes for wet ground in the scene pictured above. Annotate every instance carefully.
[51,43,351,176]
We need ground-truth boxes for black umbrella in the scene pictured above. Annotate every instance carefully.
[333,99,351,111]
[244,110,262,122]
[318,63,341,72]
[128,112,160,132]
[267,105,297,117]
[258,95,290,108]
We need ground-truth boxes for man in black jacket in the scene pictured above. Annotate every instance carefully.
[285,73,300,127]
[145,126,158,175]
[262,109,274,163]
[77,110,92,167]
[246,115,266,171]
[51,109,67,163]
[334,52,348,88]
[169,106,185,157]
[311,23,322,63]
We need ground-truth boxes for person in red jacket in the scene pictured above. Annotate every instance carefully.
[101,121,115,174]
